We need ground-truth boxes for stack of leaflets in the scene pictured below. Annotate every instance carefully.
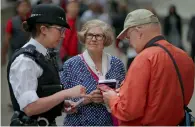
[98,79,118,89]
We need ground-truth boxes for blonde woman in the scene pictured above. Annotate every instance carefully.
[60,20,125,126]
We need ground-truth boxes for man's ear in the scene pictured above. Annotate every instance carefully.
[139,32,143,39]
[138,28,143,39]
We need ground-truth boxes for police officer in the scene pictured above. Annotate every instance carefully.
[7,4,85,126]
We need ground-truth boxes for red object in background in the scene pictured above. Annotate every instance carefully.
[6,19,13,34]
[60,0,67,11]
[60,16,78,60]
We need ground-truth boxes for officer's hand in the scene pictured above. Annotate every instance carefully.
[68,85,86,98]
[89,89,104,103]
[63,100,77,114]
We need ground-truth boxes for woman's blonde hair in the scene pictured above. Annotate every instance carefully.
[78,19,114,47]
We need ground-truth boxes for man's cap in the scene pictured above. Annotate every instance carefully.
[26,4,70,29]
[117,9,159,40]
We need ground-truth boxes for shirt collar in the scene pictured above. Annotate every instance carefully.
[144,35,165,49]
[24,38,47,56]
[83,50,96,68]
[83,50,109,78]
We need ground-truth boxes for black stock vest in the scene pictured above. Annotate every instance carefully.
[7,45,63,121]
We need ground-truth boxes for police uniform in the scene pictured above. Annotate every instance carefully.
[7,4,70,126]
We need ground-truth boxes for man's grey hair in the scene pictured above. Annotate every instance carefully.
[138,22,162,33]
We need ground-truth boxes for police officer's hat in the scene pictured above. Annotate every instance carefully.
[26,4,70,29]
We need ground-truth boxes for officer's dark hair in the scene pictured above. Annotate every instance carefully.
[22,21,52,38]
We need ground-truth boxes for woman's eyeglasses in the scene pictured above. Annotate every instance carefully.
[85,33,105,41]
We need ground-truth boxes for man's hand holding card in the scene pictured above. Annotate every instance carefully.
[97,79,119,92]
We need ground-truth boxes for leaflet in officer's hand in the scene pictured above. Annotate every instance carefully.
[66,98,85,111]
[98,79,118,91]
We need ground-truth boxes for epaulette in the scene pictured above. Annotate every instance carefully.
[23,45,37,61]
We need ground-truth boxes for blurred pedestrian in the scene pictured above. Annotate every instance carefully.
[60,0,81,62]
[102,9,194,126]
[164,5,183,49]
[111,1,128,36]
[60,19,125,126]
[36,0,52,5]
[113,1,137,69]
[78,0,88,17]
[80,2,111,25]
[1,0,31,65]
[117,39,137,69]
[187,15,195,61]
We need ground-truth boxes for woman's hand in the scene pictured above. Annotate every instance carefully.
[89,89,104,103]
[82,89,104,104]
